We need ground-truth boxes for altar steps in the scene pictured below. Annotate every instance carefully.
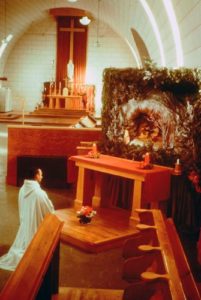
[0,112,20,120]
[0,112,82,127]
[30,107,88,117]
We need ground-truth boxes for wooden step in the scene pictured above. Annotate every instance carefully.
[52,287,124,300]
[31,108,87,117]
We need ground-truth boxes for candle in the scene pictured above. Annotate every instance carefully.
[92,143,97,154]
[174,158,182,175]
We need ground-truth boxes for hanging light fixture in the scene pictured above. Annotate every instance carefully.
[68,0,78,2]
[79,16,91,26]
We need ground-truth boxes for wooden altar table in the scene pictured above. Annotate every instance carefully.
[70,154,173,221]
[46,94,83,110]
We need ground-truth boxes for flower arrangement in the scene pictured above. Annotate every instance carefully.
[87,150,100,158]
[76,206,97,224]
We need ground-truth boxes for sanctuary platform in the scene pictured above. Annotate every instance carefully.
[0,109,87,127]
[55,205,137,253]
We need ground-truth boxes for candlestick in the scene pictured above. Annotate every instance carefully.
[144,152,150,165]
[92,143,97,154]
[51,59,55,82]
[54,82,57,95]
[174,158,182,175]
[62,87,68,96]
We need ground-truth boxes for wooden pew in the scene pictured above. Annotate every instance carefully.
[122,229,159,259]
[0,214,64,300]
[122,251,165,283]
[198,231,201,265]
[131,209,201,300]
[165,218,201,300]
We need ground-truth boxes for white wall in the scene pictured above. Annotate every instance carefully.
[4,16,134,113]
[1,0,201,113]
[176,0,201,67]
[86,21,135,115]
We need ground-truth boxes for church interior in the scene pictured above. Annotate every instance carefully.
[0,0,201,299]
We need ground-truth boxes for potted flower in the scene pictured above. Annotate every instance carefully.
[76,206,97,224]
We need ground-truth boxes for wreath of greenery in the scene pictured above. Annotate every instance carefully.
[100,61,201,175]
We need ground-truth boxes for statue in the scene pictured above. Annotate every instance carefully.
[67,59,74,82]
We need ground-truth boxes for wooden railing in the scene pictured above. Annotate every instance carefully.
[0,214,64,300]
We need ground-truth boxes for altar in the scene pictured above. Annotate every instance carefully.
[70,154,173,221]
[42,82,95,112]
[45,94,83,110]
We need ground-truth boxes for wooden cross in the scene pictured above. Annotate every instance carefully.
[60,18,85,61]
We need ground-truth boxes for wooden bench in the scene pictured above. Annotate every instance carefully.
[0,214,64,300]
[165,218,201,300]
[129,209,201,300]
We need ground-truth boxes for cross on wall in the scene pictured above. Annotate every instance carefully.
[60,18,85,62]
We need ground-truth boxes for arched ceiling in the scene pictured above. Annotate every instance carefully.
[0,0,201,71]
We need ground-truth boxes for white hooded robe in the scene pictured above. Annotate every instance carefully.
[0,180,54,271]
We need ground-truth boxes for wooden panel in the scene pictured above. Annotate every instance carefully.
[52,287,123,300]
[7,125,102,185]
[165,218,201,300]
[0,214,63,300]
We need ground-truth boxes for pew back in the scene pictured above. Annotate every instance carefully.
[165,218,200,300]
[0,214,63,300]
[134,209,201,300]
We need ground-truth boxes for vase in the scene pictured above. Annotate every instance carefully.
[79,215,92,224]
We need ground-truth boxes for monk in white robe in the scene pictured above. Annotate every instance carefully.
[0,168,54,271]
